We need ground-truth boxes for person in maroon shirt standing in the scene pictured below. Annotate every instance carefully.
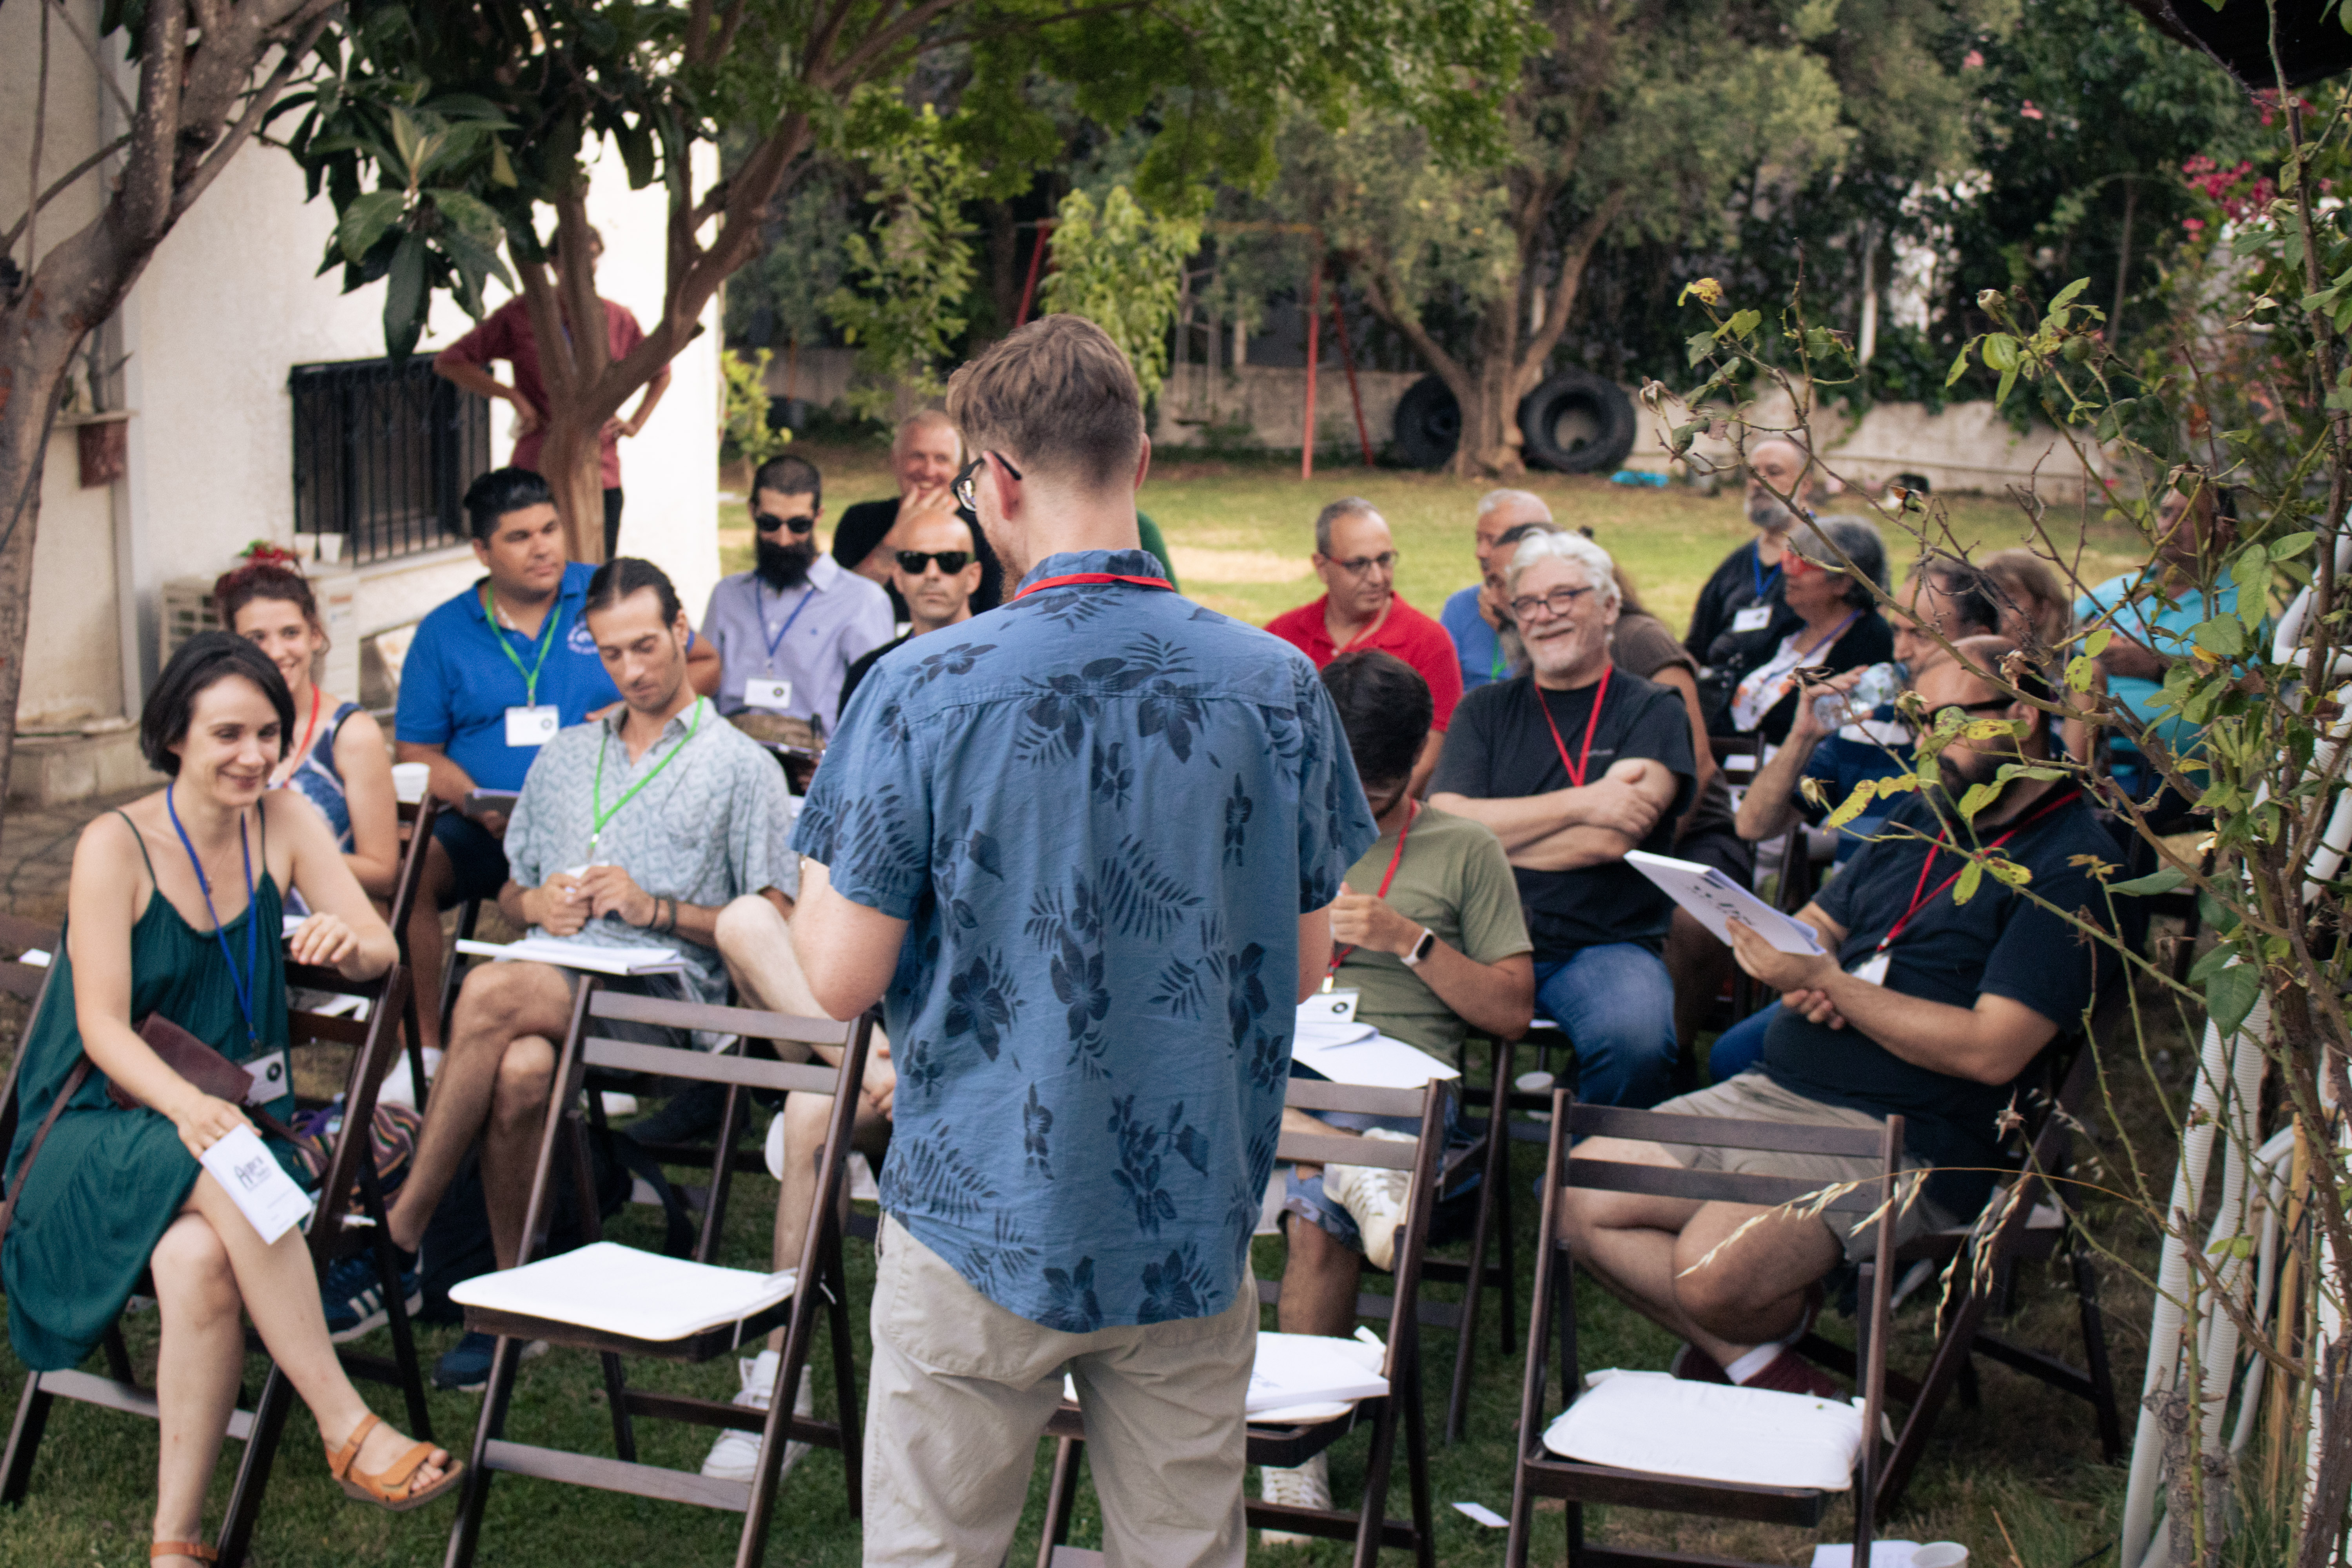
[433,226,672,559]
[1265,498,1465,796]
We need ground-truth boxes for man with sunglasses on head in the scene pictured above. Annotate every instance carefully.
[697,453,894,738]
[1267,498,1465,798]
[837,504,984,712]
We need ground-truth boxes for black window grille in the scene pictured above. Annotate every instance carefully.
[289,357,490,564]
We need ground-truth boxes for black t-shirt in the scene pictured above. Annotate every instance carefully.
[1611,611,1737,843]
[1431,670,1696,956]
[838,631,911,717]
[1757,788,2119,1214]
[1686,538,1801,661]
[831,497,1007,616]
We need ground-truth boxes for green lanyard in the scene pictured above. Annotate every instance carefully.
[481,583,566,707]
[588,700,704,861]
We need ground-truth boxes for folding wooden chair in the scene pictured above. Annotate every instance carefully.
[1428,1030,1517,1443]
[1035,1076,1447,1568]
[1793,1023,2123,1517]
[0,960,427,1568]
[0,915,64,1171]
[388,795,445,1111]
[1507,1091,1899,1568]
[442,982,875,1568]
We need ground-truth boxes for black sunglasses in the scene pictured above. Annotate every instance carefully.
[1931,698,2014,726]
[755,510,815,535]
[951,452,1023,512]
[896,550,973,576]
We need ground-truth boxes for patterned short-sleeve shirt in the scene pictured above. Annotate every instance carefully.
[794,548,1377,1329]
[507,698,798,1006]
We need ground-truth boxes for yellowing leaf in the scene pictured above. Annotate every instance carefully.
[1823,779,1880,829]
[1953,860,1985,905]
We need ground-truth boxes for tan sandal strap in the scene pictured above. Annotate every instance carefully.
[151,1544,216,1563]
[370,1439,438,1494]
[325,1411,382,1481]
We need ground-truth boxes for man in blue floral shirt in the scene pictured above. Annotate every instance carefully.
[789,316,1376,1566]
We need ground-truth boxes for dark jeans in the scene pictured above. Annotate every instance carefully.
[603,487,624,559]
[431,811,510,906]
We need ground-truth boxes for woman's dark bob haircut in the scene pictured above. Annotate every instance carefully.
[141,631,295,777]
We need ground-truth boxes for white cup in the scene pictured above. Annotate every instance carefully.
[1911,1544,1969,1568]
[391,762,431,805]
[1515,1071,1556,1095]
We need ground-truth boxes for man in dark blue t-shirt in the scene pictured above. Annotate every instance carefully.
[1555,639,2116,1399]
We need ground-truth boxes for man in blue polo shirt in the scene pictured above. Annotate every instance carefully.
[1441,488,1553,692]
[394,468,623,1053]
[789,316,1376,1565]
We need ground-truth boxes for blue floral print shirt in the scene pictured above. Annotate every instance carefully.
[794,548,1377,1329]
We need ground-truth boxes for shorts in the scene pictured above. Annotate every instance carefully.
[1281,1062,1470,1255]
[432,810,511,906]
[1646,1072,1956,1263]
[1674,824,1754,886]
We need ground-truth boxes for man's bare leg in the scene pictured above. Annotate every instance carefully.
[1277,1214,1363,1338]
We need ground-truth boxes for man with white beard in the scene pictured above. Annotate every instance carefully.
[1430,530,1695,1108]
[1684,436,1822,666]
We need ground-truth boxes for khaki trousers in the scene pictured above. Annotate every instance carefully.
[862,1214,1256,1568]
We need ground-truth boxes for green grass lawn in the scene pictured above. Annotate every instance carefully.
[0,446,2172,1565]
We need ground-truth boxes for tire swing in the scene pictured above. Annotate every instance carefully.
[1517,369,1637,474]
[1391,374,1461,470]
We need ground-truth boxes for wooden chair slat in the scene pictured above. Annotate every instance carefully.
[579,1037,842,1096]
[1276,1130,1418,1171]
[590,989,852,1050]
[1564,1157,1885,1215]
[1282,1077,1431,1118]
[1561,1103,1886,1159]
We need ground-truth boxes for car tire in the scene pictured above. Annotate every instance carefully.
[1517,369,1638,474]
[1391,374,1461,470]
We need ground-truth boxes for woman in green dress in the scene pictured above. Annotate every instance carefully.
[2,633,459,1565]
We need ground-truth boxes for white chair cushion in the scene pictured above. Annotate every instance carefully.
[1541,1369,1862,1492]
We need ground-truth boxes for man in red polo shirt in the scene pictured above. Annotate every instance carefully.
[1267,499,1464,795]
[434,225,672,560]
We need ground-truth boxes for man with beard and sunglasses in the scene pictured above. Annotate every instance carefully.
[699,453,894,737]
[1556,638,2116,1399]
[837,503,984,712]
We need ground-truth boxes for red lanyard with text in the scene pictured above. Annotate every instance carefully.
[1013,572,1175,599]
[1328,800,1419,974]
[1537,666,1613,788]
[1873,786,2083,958]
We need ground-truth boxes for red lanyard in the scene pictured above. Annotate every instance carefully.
[1875,786,2082,955]
[277,684,322,785]
[1536,666,1613,788]
[1334,598,1394,655]
[1328,800,1419,974]
[1013,572,1174,599]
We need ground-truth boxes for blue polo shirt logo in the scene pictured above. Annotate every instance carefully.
[568,619,598,655]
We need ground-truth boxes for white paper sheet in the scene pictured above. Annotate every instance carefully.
[1289,1017,1460,1089]
[1247,1331,1390,1414]
[199,1125,314,1245]
[448,1241,796,1341]
[1811,1543,1925,1568]
[457,937,688,976]
[1625,849,1826,956]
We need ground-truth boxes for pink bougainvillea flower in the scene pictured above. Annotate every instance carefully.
[1962,49,1984,68]
[2020,100,2044,120]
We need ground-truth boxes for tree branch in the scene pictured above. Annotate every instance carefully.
[168,10,336,225]
[0,135,132,258]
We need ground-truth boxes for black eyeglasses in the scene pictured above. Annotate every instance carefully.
[755,510,815,535]
[1327,550,1400,578]
[1931,699,2014,726]
[895,550,972,576]
[952,452,1022,512]
[1507,584,1597,622]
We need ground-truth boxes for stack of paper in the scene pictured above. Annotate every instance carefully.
[1290,1014,1460,1089]
[1248,1332,1390,1415]
[449,1242,797,1341]
[458,937,688,976]
[200,1124,315,1245]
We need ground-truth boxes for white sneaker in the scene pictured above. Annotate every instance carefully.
[1324,1128,1416,1270]
[700,1352,813,1482]
[1258,1451,1332,1546]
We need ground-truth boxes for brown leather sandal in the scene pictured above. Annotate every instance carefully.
[150,1544,216,1563]
[324,1412,465,1512]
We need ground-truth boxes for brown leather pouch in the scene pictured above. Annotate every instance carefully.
[106,1014,296,1140]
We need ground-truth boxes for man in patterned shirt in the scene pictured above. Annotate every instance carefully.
[380,557,797,1393]
[788,315,1378,1566]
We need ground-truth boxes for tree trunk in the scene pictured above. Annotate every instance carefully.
[2297,1331,2352,1568]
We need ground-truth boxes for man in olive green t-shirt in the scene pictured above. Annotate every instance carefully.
[1259,650,1534,1540]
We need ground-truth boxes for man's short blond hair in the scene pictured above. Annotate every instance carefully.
[945,316,1144,493]
[893,408,961,459]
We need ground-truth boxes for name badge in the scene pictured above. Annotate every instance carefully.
[1731,604,1774,633]
[505,705,559,747]
[744,678,794,712]
[1304,988,1360,1023]
[243,1050,289,1105]
[1848,951,1891,987]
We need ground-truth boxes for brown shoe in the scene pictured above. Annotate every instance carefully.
[1669,1343,1731,1383]
[1731,1347,1844,1401]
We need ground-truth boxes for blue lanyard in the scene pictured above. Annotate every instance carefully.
[1750,545,1782,601]
[165,786,262,1049]
[764,584,817,662]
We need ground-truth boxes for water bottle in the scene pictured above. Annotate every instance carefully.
[1812,662,1905,730]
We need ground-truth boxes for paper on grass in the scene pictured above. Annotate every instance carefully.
[458,936,688,976]
[1811,1544,1925,1568]
[1289,1016,1459,1089]
[448,1241,796,1342]
[1625,850,1826,956]
[199,1125,314,1245]
[1454,1502,1508,1528]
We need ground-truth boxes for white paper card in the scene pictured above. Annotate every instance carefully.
[1454,1502,1509,1528]
[504,705,559,747]
[199,1125,314,1245]
[1301,988,1359,1024]
[1290,1018,1460,1089]
[1247,1332,1389,1414]
[1732,604,1775,633]
[743,678,794,712]
[458,937,688,976]
[1849,951,1891,986]
[1625,850,1825,956]
[449,1241,795,1341]
[18,948,48,968]
[1811,1542,1924,1568]
[242,1050,289,1105]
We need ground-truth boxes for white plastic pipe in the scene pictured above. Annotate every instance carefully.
[2230,1126,2299,1459]
[2194,1016,2269,1461]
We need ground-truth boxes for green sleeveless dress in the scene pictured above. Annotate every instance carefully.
[3,810,297,1372]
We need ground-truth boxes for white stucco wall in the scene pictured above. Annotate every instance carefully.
[19,428,124,728]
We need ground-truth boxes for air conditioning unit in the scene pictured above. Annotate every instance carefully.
[160,577,219,663]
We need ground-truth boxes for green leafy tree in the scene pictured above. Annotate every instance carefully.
[1037,186,1204,405]
[720,348,793,466]
[826,101,984,421]
[274,0,1534,557]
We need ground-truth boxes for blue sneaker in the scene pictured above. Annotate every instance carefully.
[433,1330,548,1393]
[321,1251,420,1345]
